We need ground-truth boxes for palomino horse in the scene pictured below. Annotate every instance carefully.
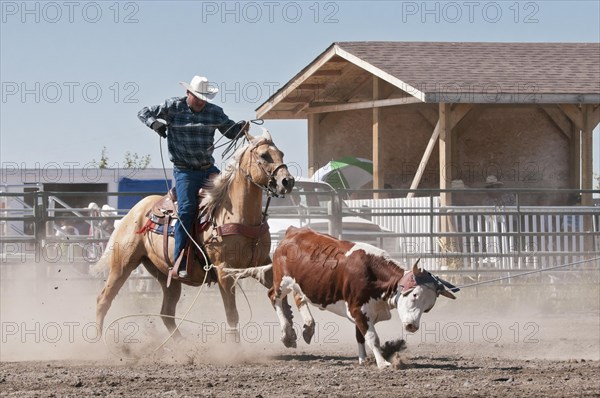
[95,129,294,338]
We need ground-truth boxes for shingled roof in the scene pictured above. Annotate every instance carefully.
[257,41,600,119]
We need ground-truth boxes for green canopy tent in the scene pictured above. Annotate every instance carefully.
[312,156,373,189]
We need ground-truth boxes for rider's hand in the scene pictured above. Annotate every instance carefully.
[238,120,249,133]
[151,120,167,138]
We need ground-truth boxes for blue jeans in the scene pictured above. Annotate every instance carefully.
[173,165,220,261]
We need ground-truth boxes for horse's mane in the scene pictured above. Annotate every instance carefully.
[200,130,273,217]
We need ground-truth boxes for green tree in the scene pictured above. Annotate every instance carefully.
[93,148,151,169]
[93,146,109,169]
[123,151,151,169]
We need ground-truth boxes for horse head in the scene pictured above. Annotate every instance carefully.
[240,128,295,196]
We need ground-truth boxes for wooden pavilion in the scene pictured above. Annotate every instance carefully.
[256,42,600,206]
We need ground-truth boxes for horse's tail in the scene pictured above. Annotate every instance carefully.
[89,219,124,278]
[220,264,273,288]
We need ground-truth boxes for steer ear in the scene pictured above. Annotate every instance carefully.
[411,259,423,275]
[440,289,456,300]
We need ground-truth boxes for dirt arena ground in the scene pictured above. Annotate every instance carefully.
[1,262,599,397]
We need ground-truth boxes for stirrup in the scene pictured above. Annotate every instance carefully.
[167,250,187,287]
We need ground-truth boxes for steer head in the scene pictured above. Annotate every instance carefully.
[396,260,459,333]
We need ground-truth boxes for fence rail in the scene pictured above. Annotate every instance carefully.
[1,188,599,276]
[344,188,599,272]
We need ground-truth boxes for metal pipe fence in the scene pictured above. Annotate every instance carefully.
[1,188,598,290]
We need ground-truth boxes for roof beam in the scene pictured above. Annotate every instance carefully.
[426,93,600,104]
[559,104,584,130]
[417,106,439,128]
[540,105,572,139]
[312,69,343,76]
[334,45,425,102]
[305,97,422,114]
[449,104,473,129]
[255,110,305,119]
[256,45,338,118]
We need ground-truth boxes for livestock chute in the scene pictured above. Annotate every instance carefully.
[117,178,172,213]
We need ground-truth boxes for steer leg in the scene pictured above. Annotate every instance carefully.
[355,326,367,365]
[352,309,390,369]
[293,291,315,344]
[270,277,297,348]
[364,321,390,369]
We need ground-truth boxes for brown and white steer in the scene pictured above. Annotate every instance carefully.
[225,226,457,369]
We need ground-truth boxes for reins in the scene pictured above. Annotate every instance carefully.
[151,123,287,349]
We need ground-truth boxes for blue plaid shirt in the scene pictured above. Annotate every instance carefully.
[138,97,241,169]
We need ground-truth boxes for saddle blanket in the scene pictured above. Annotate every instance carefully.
[137,215,177,236]
[137,214,210,238]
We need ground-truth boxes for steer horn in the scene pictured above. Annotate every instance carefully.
[411,259,424,276]
[439,289,457,300]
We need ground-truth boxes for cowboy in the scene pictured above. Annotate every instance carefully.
[138,75,248,278]
[483,175,515,207]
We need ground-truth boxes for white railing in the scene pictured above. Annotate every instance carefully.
[347,197,598,271]
[346,197,442,268]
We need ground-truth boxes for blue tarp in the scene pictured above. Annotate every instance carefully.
[117,178,172,213]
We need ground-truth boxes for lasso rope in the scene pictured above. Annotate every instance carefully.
[454,256,600,289]
[103,129,257,358]
[102,273,254,361]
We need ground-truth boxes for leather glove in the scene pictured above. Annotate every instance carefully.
[151,120,167,138]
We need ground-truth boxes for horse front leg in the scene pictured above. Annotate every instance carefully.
[217,267,240,343]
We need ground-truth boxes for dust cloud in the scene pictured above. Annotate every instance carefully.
[1,261,599,364]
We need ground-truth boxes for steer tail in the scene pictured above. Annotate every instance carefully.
[221,264,274,288]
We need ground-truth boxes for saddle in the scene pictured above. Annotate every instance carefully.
[137,187,270,287]
[149,187,201,221]
[137,188,215,286]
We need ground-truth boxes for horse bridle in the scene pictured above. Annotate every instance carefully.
[241,139,289,199]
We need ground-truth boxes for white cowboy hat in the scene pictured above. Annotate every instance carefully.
[179,75,218,101]
[451,179,466,189]
[485,175,503,187]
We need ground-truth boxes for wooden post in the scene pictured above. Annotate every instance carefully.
[581,105,594,250]
[438,102,461,268]
[409,104,472,198]
[307,114,319,177]
[581,105,593,206]
[372,76,383,199]
[439,103,452,207]
[570,120,580,189]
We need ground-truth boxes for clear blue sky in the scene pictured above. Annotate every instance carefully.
[1,0,599,180]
